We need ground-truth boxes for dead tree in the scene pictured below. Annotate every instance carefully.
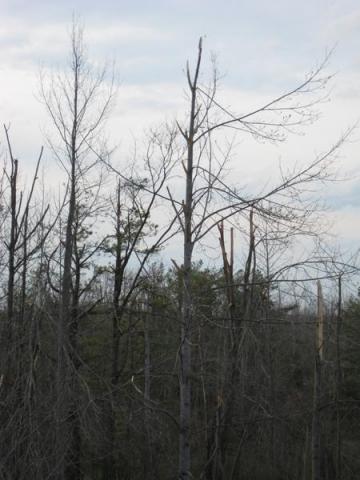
[174,37,344,479]
[0,125,51,479]
[100,127,178,479]
[40,22,114,480]
[335,275,342,480]
[312,280,324,480]
[205,222,236,480]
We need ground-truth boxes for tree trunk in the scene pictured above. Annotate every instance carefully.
[144,302,154,479]
[312,353,322,480]
[58,81,78,479]
[335,275,342,480]
[178,40,202,479]
[312,281,324,480]
[104,181,124,480]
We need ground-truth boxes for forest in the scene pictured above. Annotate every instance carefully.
[0,22,359,480]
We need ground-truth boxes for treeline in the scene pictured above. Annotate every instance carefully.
[0,23,359,480]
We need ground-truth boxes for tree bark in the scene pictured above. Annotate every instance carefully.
[312,281,324,480]
[335,275,342,480]
[178,39,202,480]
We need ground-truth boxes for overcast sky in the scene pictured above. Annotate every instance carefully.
[1,0,360,261]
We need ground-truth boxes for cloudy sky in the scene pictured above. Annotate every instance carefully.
[1,0,360,262]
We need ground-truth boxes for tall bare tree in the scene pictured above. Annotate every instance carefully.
[0,125,51,479]
[174,38,345,479]
[40,22,114,480]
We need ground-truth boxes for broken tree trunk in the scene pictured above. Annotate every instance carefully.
[312,280,324,480]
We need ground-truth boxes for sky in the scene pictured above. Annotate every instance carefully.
[0,0,360,270]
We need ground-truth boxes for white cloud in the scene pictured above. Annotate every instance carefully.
[325,8,360,39]
[0,3,359,259]
[85,22,169,45]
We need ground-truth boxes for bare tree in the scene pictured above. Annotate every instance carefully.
[0,125,52,479]
[101,127,178,479]
[40,21,114,480]
[174,38,347,479]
